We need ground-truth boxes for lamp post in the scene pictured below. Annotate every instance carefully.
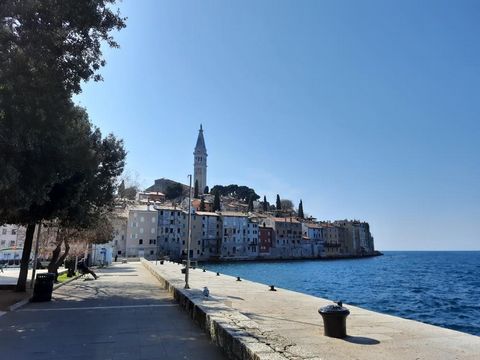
[185,174,193,289]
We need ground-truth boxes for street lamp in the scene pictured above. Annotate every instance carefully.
[185,174,193,289]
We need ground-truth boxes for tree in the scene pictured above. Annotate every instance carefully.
[298,200,304,219]
[0,0,126,291]
[248,196,254,212]
[118,180,126,198]
[262,195,268,212]
[165,183,183,200]
[123,186,138,200]
[213,191,221,211]
[280,199,294,211]
[276,194,282,210]
[199,196,206,211]
[194,180,199,198]
[210,184,260,202]
[204,186,209,194]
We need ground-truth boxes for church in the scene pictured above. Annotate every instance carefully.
[193,124,207,195]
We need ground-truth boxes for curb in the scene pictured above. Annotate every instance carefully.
[8,273,82,312]
[141,258,290,360]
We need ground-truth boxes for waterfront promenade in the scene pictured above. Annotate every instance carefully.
[143,259,480,360]
[0,263,225,360]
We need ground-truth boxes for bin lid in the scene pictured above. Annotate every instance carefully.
[36,273,55,279]
[318,301,350,315]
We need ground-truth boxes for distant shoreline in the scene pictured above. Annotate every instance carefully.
[200,251,383,264]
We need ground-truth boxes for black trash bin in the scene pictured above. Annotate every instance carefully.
[318,301,350,338]
[31,273,55,302]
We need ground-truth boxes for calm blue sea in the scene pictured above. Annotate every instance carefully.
[203,251,480,336]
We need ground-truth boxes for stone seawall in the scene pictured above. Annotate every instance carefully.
[141,259,480,360]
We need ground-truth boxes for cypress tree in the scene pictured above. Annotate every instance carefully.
[204,186,209,194]
[263,195,268,212]
[213,191,221,211]
[276,194,282,210]
[118,180,125,198]
[194,179,199,198]
[248,196,254,212]
[298,199,304,219]
[199,196,206,211]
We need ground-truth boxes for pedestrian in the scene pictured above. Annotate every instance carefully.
[78,258,98,280]
[114,254,118,262]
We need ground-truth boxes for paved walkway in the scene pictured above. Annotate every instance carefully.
[147,261,480,360]
[0,263,225,360]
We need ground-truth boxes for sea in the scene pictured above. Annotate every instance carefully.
[203,251,480,336]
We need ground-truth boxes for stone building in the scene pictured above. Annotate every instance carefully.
[193,124,208,195]
[156,206,187,260]
[258,225,274,256]
[190,211,221,260]
[263,217,303,258]
[126,205,158,259]
[302,222,324,257]
[220,212,259,259]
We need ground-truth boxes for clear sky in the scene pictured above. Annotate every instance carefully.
[75,0,480,251]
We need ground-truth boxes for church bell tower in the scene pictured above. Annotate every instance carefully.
[194,124,207,195]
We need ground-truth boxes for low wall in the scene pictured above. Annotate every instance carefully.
[141,258,289,360]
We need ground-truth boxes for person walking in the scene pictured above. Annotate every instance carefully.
[77,258,98,280]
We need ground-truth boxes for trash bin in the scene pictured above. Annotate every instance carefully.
[181,267,186,274]
[31,273,55,302]
[318,301,350,338]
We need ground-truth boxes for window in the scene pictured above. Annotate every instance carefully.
[140,228,144,234]
[118,250,122,255]
[139,239,143,245]
[11,229,17,235]
[0,240,5,245]
[152,217,156,223]
[140,216,144,222]
[2,229,6,235]
[150,250,154,255]
[151,228,155,234]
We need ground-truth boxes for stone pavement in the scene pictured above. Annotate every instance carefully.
[144,260,480,360]
[0,262,226,360]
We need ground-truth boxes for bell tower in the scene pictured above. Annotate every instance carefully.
[193,124,207,195]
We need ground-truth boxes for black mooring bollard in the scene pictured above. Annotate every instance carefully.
[270,285,277,291]
[216,272,220,276]
[237,276,242,281]
[318,301,350,338]
[203,268,206,272]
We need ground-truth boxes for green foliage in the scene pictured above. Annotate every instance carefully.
[123,186,138,200]
[213,191,221,211]
[210,184,260,202]
[204,186,209,194]
[194,180,199,198]
[248,196,254,212]
[118,180,126,197]
[165,183,183,200]
[199,196,206,211]
[262,195,268,212]
[0,0,126,291]
[276,194,282,210]
[298,200,304,219]
[0,0,126,95]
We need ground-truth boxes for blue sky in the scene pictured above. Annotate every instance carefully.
[75,0,480,250]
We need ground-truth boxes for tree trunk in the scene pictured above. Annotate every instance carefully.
[48,236,63,278]
[54,238,70,281]
[16,223,36,292]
